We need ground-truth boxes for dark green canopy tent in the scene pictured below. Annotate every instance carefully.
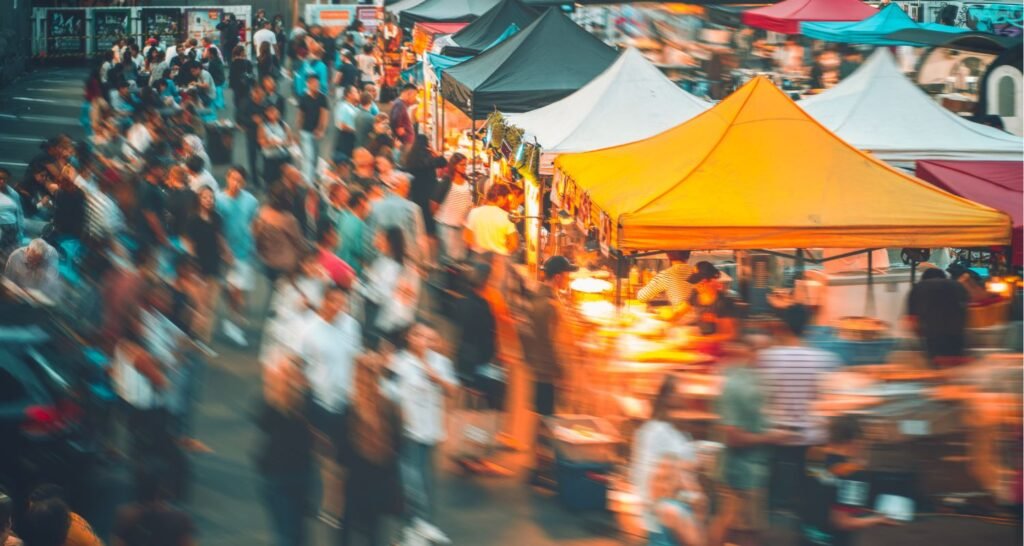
[400,0,502,27]
[443,0,539,57]
[440,8,618,119]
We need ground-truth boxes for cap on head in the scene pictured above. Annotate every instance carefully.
[542,256,578,279]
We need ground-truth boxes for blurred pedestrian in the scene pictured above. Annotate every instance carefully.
[19,485,102,546]
[386,322,458,542]
[360,227,420,348]
[112,465,195,546]
[431,152,470,265]
[255,357,314,546]
[759,303,840,514]
[217,166,260,346]
[341,354,403,546]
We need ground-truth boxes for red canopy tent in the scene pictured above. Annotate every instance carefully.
[742,0,876,34]
[916,160,1023,266]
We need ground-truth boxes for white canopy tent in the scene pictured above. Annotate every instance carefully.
[800,48,1022,165]
[503,47,709,175]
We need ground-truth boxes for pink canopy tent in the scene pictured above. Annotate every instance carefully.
[742,0,876,34]
[916,160,1023,266]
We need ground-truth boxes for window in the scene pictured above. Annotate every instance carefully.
[997,75,1017,116]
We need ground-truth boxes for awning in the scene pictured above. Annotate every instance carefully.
[916,160,1023,265]
[743,0,877,34]
[401,0,501,26]
[554,76,1011,252]
[444,0,538,56]
[801,4,965,45]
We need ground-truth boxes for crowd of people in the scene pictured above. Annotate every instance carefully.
[0,10,580,546]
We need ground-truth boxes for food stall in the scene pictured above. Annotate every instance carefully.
[541,76,1012,516]
[536,72,1015,524]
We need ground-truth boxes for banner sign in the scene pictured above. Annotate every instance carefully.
[141,8,182,45]
[186,9,223,44]
[47,9,85,56]
[94,9,130,53]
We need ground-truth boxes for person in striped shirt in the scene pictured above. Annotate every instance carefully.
[637,251,694,307]
[757,303,840,515]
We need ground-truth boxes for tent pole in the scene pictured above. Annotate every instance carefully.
[866,250,876,316]
[795,248,805,279]
[471,111,478,201]
[615,254,623,308]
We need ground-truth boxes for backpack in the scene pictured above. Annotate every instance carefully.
[208,57,226,86]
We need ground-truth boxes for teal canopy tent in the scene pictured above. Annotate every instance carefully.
[801,4,966,45]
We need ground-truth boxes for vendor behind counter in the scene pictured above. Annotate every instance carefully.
[637,251,695,307]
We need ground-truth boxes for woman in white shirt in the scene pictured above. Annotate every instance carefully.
[259,249,329,367]
[630,375,700,533]
[360,226,420,348]
[386,323,459,538]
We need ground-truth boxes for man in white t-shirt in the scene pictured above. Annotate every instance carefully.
[464,184,518,257]
[253,21,278,56]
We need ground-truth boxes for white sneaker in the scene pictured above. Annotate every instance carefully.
[222,320,248,347]
[413,518,451,544]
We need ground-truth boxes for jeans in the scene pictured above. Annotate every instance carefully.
[245,129,261,187]
[401,440,437,523]
[437,224,466,264]
[263,471,311,546]
[300,130,317,184]
[768,445,808,512]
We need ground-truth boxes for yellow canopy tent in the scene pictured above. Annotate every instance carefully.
[554,77,1012,253]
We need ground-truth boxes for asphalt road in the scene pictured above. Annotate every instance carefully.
[0,65,1019,546]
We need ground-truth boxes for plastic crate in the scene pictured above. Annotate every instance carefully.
[555,456,612,511]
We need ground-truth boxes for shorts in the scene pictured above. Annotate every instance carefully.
[226,260,256,291]
[718,485,766,532]
[468,368,507,411]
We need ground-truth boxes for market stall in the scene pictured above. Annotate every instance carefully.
[915,160,1023,267]
[441,0,538,57]
[741,0,877,34]
[440,8,617,118]
[800,49,1023,166]
[411,21,468,54]
[541,75,1016,524]
[801,3,965,45]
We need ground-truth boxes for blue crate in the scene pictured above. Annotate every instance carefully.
[554,455,612,512]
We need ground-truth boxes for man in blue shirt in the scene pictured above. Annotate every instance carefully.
[216,166,260,346]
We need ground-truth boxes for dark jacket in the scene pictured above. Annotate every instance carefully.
[519,284,564,383]
[454,289,497,379]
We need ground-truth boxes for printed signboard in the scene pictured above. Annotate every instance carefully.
[94,9,131,53]
[141,8,182,45]
[47,9,85,56]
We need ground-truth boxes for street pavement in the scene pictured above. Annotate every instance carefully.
[0,66,1020,546]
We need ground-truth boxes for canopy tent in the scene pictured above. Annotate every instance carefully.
[883,29,1015,53]
[400,0,501,26]
[440,8,617,119]
[554,76,1011,252]
[443,0,538,57]
[801,4,964,45]
[503,47,709,175]
[916,160,1023,265]
[426,24,520,78]
[800,49,1022,163]
[742,0,876,34]
[412,22,469,54]
[387,0,427,18]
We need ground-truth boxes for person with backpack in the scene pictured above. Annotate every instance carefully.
[228,44,255,111]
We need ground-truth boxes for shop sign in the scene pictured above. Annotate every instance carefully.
[47,9,85,56]
[141,8,182,45]
[94,9,130,53]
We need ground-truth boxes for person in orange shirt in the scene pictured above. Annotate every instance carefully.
[20,484,103,546]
